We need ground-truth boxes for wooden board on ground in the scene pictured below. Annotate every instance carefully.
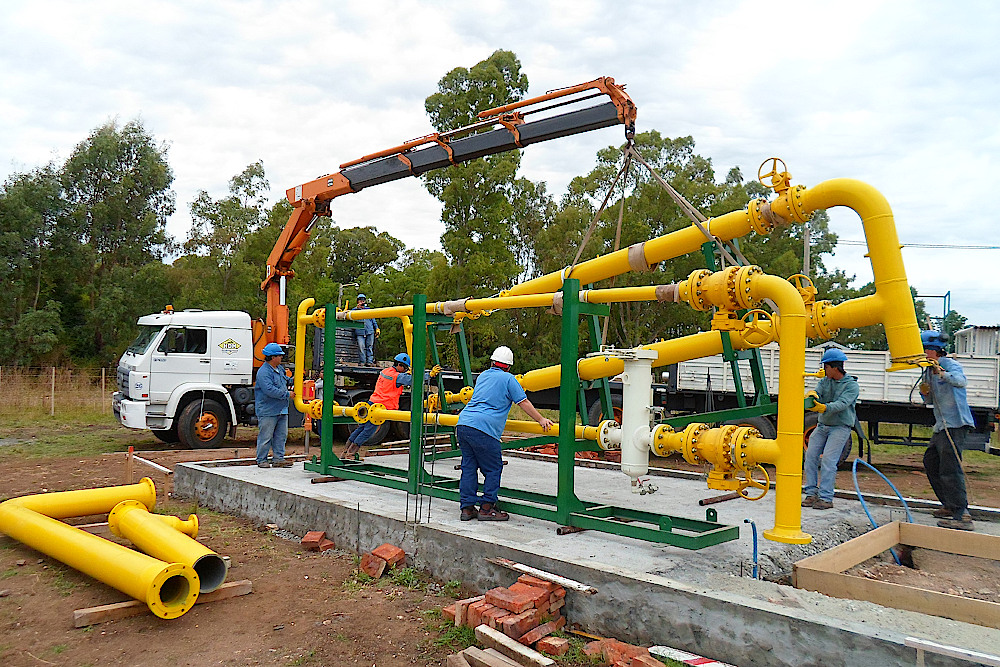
[73,579,253,627]
[794,522,1000,629]
[474,624,556,667]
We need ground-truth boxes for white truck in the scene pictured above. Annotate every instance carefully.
[112,309,302,448]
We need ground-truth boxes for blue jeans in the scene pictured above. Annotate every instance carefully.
[356,332,375,364]
[457,425,503,508]
[803,424,851,502]
[256,414,288,464]
[347,421,378,446]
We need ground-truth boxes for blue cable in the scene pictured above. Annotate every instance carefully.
[851,457,913,565]
[743,518,759,579]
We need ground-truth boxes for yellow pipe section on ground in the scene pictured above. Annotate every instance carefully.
[365,404,599,440]
[109,500,228,593]
[0,479,200,619]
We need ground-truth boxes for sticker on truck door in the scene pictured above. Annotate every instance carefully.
[218,338,241,355]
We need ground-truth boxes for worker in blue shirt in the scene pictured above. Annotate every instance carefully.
[255,342,292,468]
[353,294,379,366]
[920,330,976,531]
[801,348,860,510]
[456,346,553,521]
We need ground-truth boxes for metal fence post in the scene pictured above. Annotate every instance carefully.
[50,367,55,416]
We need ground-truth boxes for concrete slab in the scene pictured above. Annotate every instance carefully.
[175,453,1000,667]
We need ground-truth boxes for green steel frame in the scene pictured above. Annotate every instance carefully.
[304,282,738,550]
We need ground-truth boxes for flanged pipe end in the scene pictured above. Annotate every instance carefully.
[107,499,148,538]
[352,402,370,423]
[147,562,200,619]
[138,476,157,510]
[763,526,812,545]
[184,514,199,539]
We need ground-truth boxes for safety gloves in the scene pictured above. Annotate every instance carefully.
[429,365,442,378]
[805,390,827,413]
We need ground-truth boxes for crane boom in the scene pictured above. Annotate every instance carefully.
[260,77,636,353]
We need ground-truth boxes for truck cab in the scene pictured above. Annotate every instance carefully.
[113,309,255,447]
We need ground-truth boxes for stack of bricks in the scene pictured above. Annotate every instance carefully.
[300,530,335,552]
[582,638,663,666]
[358,543,405,579]
[442,574,569,657]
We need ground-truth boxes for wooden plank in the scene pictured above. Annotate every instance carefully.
[794,566,1000,629]
[793,522,900,574]
[462,647,517,667]
[904,637,1000,667]
[73,579,253,627]
[445,653,473,667]
[483,648,522,667]
[475,624,556,667]
[899,522,1000,561]
[485,557,597,594]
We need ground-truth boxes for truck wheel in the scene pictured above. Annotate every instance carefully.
[587,394,624,426]
[152,426,180,444]
[802,412,820,450]
[178,399,229,449]
[723,416,777,440]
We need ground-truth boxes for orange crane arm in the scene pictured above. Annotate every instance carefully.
[260,76,637,351]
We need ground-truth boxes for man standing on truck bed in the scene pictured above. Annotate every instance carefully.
[343,353,441,456]
[255,342,292,468]
[802,348,860,510]
[920,330,976,531]
[456,346,553,521]
[353,294,379,366]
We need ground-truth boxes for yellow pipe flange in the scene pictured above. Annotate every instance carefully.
[807,301,839,340]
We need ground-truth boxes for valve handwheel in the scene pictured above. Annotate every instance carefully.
[739,464,770,501]
[740,309,775,347]
[757,157,788,188]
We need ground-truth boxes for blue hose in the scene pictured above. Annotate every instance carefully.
[851,457,913,565]
[743,518,759,579]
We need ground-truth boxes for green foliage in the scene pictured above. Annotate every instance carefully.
[13,300,63,365]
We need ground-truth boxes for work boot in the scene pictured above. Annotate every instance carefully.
[938,517,974,531]
[344,442,360,456]
[478,502,509,521]
[812,499,834,510]
[460,506,478,521]
[801,495,819,507]
[272,459,293,468]
[931,506,953,519]
[257,461,271,468]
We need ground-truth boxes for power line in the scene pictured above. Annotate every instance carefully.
[837,240,1000,250]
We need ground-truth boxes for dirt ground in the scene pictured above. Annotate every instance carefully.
[1,418,997,666]
[848,548,1000,603]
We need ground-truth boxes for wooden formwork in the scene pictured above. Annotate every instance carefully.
[793,521,1000,629]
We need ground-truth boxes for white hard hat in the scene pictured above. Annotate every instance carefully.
[491,346,514,366]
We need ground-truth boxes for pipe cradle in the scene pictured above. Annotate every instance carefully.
[0,480,199,619]
[109,500,227,593]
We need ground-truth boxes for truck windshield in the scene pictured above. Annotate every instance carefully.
[126,326,163,355]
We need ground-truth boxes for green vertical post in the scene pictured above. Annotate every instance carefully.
[557,279,584,524]
[455,323,473,387]
[408,294,428,495]
[321,303,337,470]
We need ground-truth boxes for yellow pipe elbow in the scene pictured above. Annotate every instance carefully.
[153,512,199,538]
[294,298,315,414]
[109,500,228,593]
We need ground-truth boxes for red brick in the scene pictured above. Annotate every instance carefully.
[548,597,565,614]
[602,639,650,666]
[500,608,541,639]
[482,606,511,629]
[467,600,492,628]
[485,586,535,614]
[301,530,325,550]
[517,615,565,646]
[318,538,335,552]
[507,582,551,608]
[442,604,457,623]
[550,586,566,600]
[630,655,664,667]
[536,636,570,656]
[455,595,484,626]
[516,574,559,594]
[583,639,608,657]
[371,543,405,567]
[359,552,387,579]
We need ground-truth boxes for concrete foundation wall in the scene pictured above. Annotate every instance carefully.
[175,462,965,667]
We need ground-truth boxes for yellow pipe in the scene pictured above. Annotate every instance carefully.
[365,403,598,440]
[109,500,228,593]
[153,513,199,537]
[294,298,316,414]
[0,480,199,619]
[798,179,924,370]
[401,315,414,363]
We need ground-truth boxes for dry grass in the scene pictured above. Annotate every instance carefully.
[0,367,115,418]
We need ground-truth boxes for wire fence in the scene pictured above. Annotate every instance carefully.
[0,367,117,417]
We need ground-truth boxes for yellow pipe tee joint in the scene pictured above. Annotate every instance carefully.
[679,266,763,312]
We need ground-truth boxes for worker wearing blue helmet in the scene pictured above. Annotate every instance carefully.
[255,342,292,468]
[343,352,441,457]
[352,294,379,366]
[919,330,976,531]
[801,347,859,510]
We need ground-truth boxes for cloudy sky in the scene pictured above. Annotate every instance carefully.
[2,0,998,326]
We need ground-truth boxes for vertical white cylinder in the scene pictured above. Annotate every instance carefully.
[619,349,658,482]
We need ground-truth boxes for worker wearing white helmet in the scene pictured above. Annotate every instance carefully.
[455,346,553,521]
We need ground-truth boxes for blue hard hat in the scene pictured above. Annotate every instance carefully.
[394,353,411,367]
[357,293,367,301]
[262,342,284,357]
[821,348,848,363]
[921,330,948,351]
